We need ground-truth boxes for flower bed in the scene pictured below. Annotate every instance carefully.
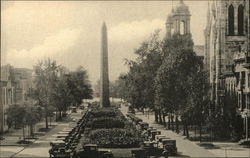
[81,107,143,148]
[86,117,125,128]
[87,107,120,118]
[85,107,126,129]
[82,128,142,148]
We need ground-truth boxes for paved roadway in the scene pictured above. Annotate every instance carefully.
[120,105,217,157]
[2,105,249,157]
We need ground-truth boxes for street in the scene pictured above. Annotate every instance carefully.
[1,105,250,157]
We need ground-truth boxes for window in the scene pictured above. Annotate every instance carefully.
[248,74,250,89]
[242,72,246,87]
[228,5,234,35]
[180,21,185,35]
[238,5,244,35]
[242,94,246,109]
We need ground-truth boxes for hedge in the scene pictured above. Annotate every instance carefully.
[81,128,142,148]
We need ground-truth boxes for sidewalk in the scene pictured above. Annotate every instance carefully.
[120,102,250,158]
[136,113,217,157]
[0,122,58,146]
[135,113,250,157]
[120,105,216,157]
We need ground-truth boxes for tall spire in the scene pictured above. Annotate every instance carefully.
[102,21,106,29]
[100,21,110,107]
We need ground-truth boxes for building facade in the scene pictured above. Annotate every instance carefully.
[0,65,33,133]
[13,68,33,103]
[0,65,15,133]
[204,0,250,139]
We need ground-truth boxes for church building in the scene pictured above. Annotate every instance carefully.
[204,0,250,139]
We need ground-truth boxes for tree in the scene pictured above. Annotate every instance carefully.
[23,103,42,137]
[184,70,210,140]
[154,33,199,132]
[120,30,163,112]
[50,73,72,120]
[28,58,59,129]
[66,66,93,106]
[154,55,178,128]
[6,103,42,139]
[6,104,26,129]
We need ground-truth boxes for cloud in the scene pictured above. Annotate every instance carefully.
[2,1,208,83]
[109,19,165,43]
[107,19,165,81]
[6,28,81,68]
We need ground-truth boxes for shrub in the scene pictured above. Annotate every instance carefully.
[88,108,118,118]
[85,107,126,128]
[82,128,143,148]
[86,117,125,128]
[80,107,144,148]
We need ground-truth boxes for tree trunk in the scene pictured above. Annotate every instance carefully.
[59,111,62,121]
[175,115,179,133]
[155,110,159,123]
[199,122,202,143]
[45,104,48,129]
[183,123,186,136]
[162,113,166,127]
[23,124,25,141]
[186,125,189,138]
[49,117,51,126]
[194,125,197,137]
[171,113,174,131]
[168,114,171,129]
[14,121,17,129]
[55,111,58,122]
[30,124,34,137]
[158,111,163,124]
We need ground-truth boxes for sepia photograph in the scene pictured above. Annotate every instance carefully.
[0,0,250,157]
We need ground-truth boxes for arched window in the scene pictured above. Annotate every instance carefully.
[228,5,234,35]
[180,21,185,35]
[238,5,244,35]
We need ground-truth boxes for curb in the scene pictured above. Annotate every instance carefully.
[0,139,37,147]
[0,144,29,147]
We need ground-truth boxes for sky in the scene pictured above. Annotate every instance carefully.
[1,0,208,84]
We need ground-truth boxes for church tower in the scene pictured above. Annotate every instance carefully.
[166,0,191,38]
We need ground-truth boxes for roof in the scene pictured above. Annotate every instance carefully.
[173,0,190,15]
[194,45,204,57]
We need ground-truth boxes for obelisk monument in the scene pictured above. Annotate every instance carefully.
[100,22,110,107]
